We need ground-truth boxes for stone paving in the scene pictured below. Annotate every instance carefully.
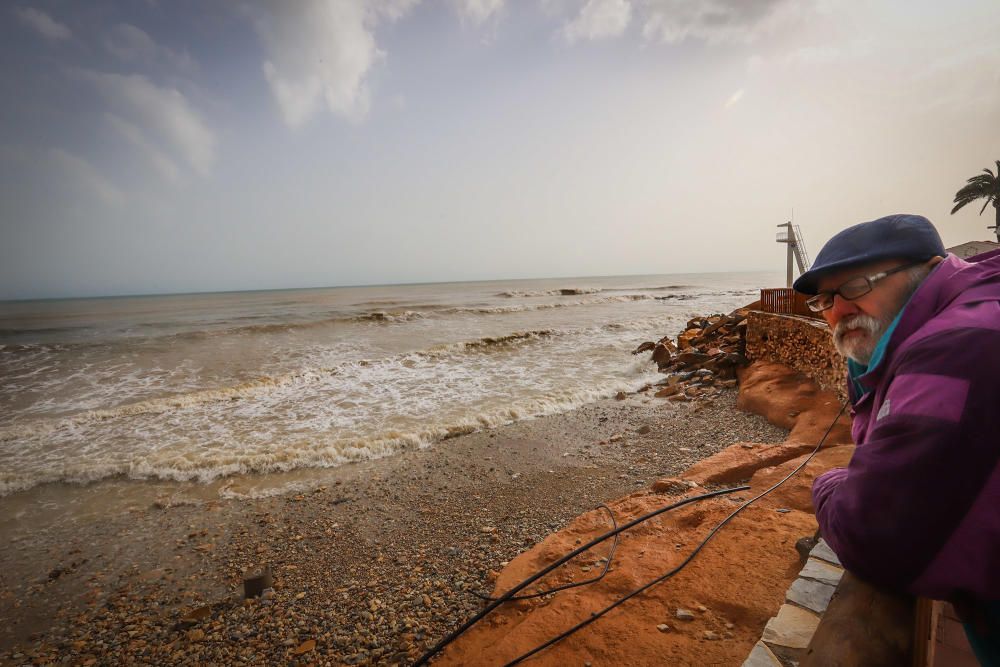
[742,538,844,666]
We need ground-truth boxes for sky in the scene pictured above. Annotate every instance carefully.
[1,0,999,299]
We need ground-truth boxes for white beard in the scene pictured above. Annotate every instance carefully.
[833,313,892,365]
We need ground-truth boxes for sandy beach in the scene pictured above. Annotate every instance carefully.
[0,389,787,665]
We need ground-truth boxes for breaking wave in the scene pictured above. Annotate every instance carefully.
[496,287,601,297]
[0,377,653,498]
[0,328,563,444]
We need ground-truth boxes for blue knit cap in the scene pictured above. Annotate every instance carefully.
[793,214,946,295]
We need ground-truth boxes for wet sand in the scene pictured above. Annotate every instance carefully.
[0,390,787,665]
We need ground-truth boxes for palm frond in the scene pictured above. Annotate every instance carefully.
[951,161,1000,215]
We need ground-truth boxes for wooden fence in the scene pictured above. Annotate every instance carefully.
[759,288,821,318]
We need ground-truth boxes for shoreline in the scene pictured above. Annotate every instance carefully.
[0,389,787,664]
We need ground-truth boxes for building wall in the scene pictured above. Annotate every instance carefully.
[745,311,848,401]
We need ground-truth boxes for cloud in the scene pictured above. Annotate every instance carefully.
[14,6,71,41]
[724,88,743,108]
[249,0,419,128]
[104,23,197,71]
[48,149,123,205]
[104,113,181,183]
[563,0,632,43]
[452,0,504,25]
[77,70,216,177]
[639,0,797,44]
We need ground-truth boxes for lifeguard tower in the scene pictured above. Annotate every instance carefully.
[776,221,810,287]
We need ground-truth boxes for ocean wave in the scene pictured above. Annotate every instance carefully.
[0,377,657,498]
[0,328,566,443]
[1,291,684,356]
[496,287,601,297]
[497,285,694,298]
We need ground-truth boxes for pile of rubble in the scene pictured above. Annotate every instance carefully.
[631,309,750,402]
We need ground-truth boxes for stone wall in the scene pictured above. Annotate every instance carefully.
[744,311,847,402]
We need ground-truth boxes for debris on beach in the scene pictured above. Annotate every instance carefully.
[632,308,750,402]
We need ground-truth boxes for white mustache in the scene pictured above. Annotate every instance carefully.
[834,314,882,343]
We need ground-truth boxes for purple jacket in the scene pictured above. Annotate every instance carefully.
[813,249,1000,601]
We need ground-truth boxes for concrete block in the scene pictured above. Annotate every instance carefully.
[810,538,842,566]
[786,577,836,614]
[742,641,782,667]
[762,603,820,663]
[799,557,843,586]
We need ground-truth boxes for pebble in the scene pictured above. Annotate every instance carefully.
[0,388,788,665]
[703,630,719,640]
[675,609,695,621]
[656,624,670,633]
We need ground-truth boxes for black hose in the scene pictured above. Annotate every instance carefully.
[470,504,620,602]
[503,400,850,666]
[411,485,751,666]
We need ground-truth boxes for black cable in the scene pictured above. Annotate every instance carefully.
[411,485,750,667]
[503,399,850,666]
[471,504,620,603]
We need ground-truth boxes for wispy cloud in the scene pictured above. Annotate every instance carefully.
[249,0,419,128]
[77,70,216,177]
[14,6,71,42]
[563,0,632,43]
[104,23,197,72]
[452,0,505,25]
[48,148,123,205]
[724,89,744,108]
[639,0,799,44]
[104,113,181,183]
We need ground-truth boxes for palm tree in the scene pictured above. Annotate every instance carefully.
[951,160,1000,242]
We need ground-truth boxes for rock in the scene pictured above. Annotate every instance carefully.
[654,384,681,398]
[673,352,711,368]
[656,624,670,632]
[652,478,690,495]
[293,639,316,655]
[615,391,627,400]
[652,344,672,365]
[608,433,623,442]
[635,425,652,435]
[795,536,817,563]
[697,605,707,612]
[243,566,273,599]
[632,341,656,355]
[186,629,205,642]
[656,336,678,353]
[703,630,719,640]
[675,608,695,621]
[174,604,213,630]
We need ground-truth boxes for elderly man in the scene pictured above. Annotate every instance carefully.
[792,214,1000,664]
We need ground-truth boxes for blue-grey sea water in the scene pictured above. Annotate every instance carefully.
[0,272,781,530]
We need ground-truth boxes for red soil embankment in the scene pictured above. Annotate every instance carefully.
[436,361,854,666]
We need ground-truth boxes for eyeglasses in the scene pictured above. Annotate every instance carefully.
[806,260,924,312]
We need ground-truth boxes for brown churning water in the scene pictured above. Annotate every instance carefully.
[0,272,773,531]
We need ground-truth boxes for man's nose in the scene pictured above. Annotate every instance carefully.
[825,293,860,325]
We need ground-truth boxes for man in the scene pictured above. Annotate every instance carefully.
[792,213,1000,664]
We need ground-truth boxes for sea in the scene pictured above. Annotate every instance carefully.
[0,271,780,536]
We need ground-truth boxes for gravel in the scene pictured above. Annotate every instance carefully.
[0,390,787,665]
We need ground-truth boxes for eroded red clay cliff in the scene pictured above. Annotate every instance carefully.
[436,361,854,666]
